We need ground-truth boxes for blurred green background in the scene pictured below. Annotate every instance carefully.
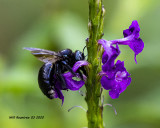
[0,0,160,128]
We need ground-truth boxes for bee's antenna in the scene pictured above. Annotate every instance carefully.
[85,54,88,58]
[82,46,88,58]
[83,46,87,54]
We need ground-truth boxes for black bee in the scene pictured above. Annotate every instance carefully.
[24,47,85,99]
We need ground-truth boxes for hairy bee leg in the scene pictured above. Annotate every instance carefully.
[76,69,84,81]
[55,63,67,90]
[61,61,77,76]
[80,66,87,76]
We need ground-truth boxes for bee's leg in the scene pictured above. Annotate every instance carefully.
[80,66,87,76]
[76,69,84,81]
[76,66,87,81]
[50,64,56,85]
[55,63,67,90]
[61,61,77,76]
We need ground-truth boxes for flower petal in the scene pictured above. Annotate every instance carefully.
[56,89,64,104]
[102,44,120,72]
[128,38,144,64]
[72,60,89,72]
[98,39,120,72]
[65,77,85,91]
[101,60,131,99]
[51,86,64,104]
[101,76,115,90]
[62,60,89,91]
[123,20,140,38]
[109,20,144,63]
[119,77,131,93]
[51,60,88,103]
[63,60,89,78]
[109,89,120,99]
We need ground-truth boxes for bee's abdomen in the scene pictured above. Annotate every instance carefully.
[38,63,55,99]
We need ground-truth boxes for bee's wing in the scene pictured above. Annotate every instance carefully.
[24,47,62,63]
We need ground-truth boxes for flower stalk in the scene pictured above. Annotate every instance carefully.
[85,0,105,128]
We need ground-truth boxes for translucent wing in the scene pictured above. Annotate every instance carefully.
[24,47,62,63]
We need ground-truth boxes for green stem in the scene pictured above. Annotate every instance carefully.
[85,0,105,128]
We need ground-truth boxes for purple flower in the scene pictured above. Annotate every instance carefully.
[98,39,120,72]
[53,60,89,104]
[98,20,144,99]
[110,20,144,64]
[100,60,131,99]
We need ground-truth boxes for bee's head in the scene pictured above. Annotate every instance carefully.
[74,50,85,61]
